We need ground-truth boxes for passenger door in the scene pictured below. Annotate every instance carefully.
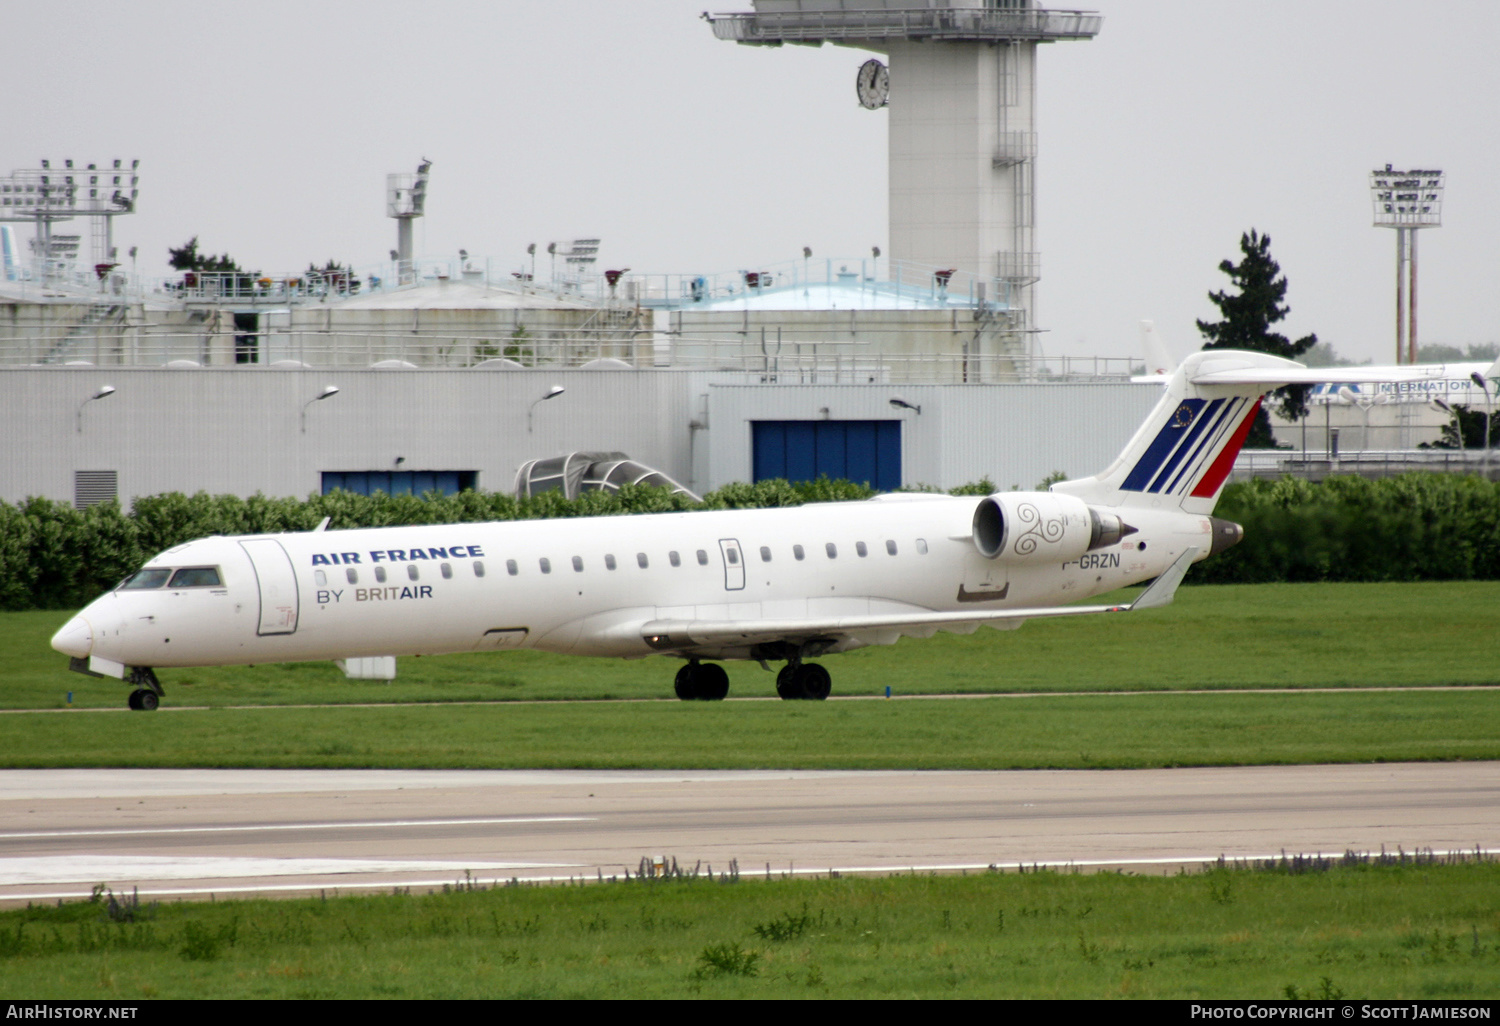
[239,539,299,635]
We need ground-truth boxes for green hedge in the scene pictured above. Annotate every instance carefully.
[0,479,877,612]
[4,474,1497,611]
[1197,474,1500,584]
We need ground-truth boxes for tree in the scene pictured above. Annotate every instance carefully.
[1419,404,1500,451]
[1416,342,1499,364]
[305,259,359,294]
[167,237,241,273]
[1197,230,1318,448]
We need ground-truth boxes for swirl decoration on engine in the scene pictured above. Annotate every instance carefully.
[1012,502,1067,556]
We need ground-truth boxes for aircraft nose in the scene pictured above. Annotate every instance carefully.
[51,616,93,659]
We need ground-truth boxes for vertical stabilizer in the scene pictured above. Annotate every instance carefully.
[1139,319,1176,376]
[1054,350,1302,515]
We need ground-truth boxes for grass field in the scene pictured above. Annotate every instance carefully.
[4,688,1498,770]
[2,859,1496,999]
[8,581,1500,711]
[6,581,1498,999]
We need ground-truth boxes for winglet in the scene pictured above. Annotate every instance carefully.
[1127,546,1198,611]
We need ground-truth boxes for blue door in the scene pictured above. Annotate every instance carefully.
[752,420,901,490]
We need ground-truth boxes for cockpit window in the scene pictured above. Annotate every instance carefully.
[119,568,171,590]
[169,567,222,588]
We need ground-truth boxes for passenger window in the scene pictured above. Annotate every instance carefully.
[407,564,420,581]
[540,557,552,574]
[727,548,739,565]
[506,559,518,576]
[825,543,837,559]
[120,568,171,590]
[346,567,359,584]
[375,566,388,583]
[572,555,584,572]
[793,545,805,561]
[886,540,898,556]
[605,554,617,570]
[696,549,708,565]
[669,551,681,567]
[314,569,328,587]
[169,567,222,588]
[440,562,453,579]
[916,538,929,555]
[760,546,772,562]
[856,541,868,558]
[637,552,649,569]
[473,561,485,578]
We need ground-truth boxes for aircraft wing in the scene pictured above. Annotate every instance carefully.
[642,548,1197,651]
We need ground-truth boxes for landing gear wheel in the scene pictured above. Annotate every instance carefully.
[696,663,729,701]
[798,663,832,701]
[675,662,729,701]
[776,665,804,700]
[127,688,158,712]
[674,664,700,701]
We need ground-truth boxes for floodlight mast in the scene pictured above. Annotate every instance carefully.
[1370,165,1444,364]
[0,159,140,284]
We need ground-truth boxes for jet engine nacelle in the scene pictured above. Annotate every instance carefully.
[971,492,1128,565]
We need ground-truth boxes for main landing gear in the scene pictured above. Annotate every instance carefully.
[671,658,833,702]
[776,662,831,701]
[126,667,163,712]
[674,661,730,701]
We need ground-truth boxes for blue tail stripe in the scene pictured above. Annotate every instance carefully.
[1160,397,1243,495]
[1120,399,1206,492]
[1145,398,1227,493]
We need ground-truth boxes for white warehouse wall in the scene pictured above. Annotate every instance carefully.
[1,368,1161,506]
[0,367,711,506]
[705,382,1161,492]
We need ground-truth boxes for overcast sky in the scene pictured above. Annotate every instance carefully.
[7,0,1497,364]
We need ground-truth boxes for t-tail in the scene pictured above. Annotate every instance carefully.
[1055,350,1306,517]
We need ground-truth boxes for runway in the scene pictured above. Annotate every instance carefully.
[1,763,1496,904]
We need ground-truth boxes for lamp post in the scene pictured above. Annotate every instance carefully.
[1471,372,1494,477]
[76,385,115,432]
[300,385,339,433]
[528,385,565,433]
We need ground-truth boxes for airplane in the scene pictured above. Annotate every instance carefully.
[50,349,1488,711]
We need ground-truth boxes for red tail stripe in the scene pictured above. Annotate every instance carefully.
[1189,398,1261,499]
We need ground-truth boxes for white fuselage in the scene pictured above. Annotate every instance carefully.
[56,494,1212,674]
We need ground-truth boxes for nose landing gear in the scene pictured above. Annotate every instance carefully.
[125,667,163,712]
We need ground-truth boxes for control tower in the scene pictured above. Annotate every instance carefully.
[707,1,1100,345]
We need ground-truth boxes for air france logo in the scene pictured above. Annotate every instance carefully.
[310,544,485,566]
